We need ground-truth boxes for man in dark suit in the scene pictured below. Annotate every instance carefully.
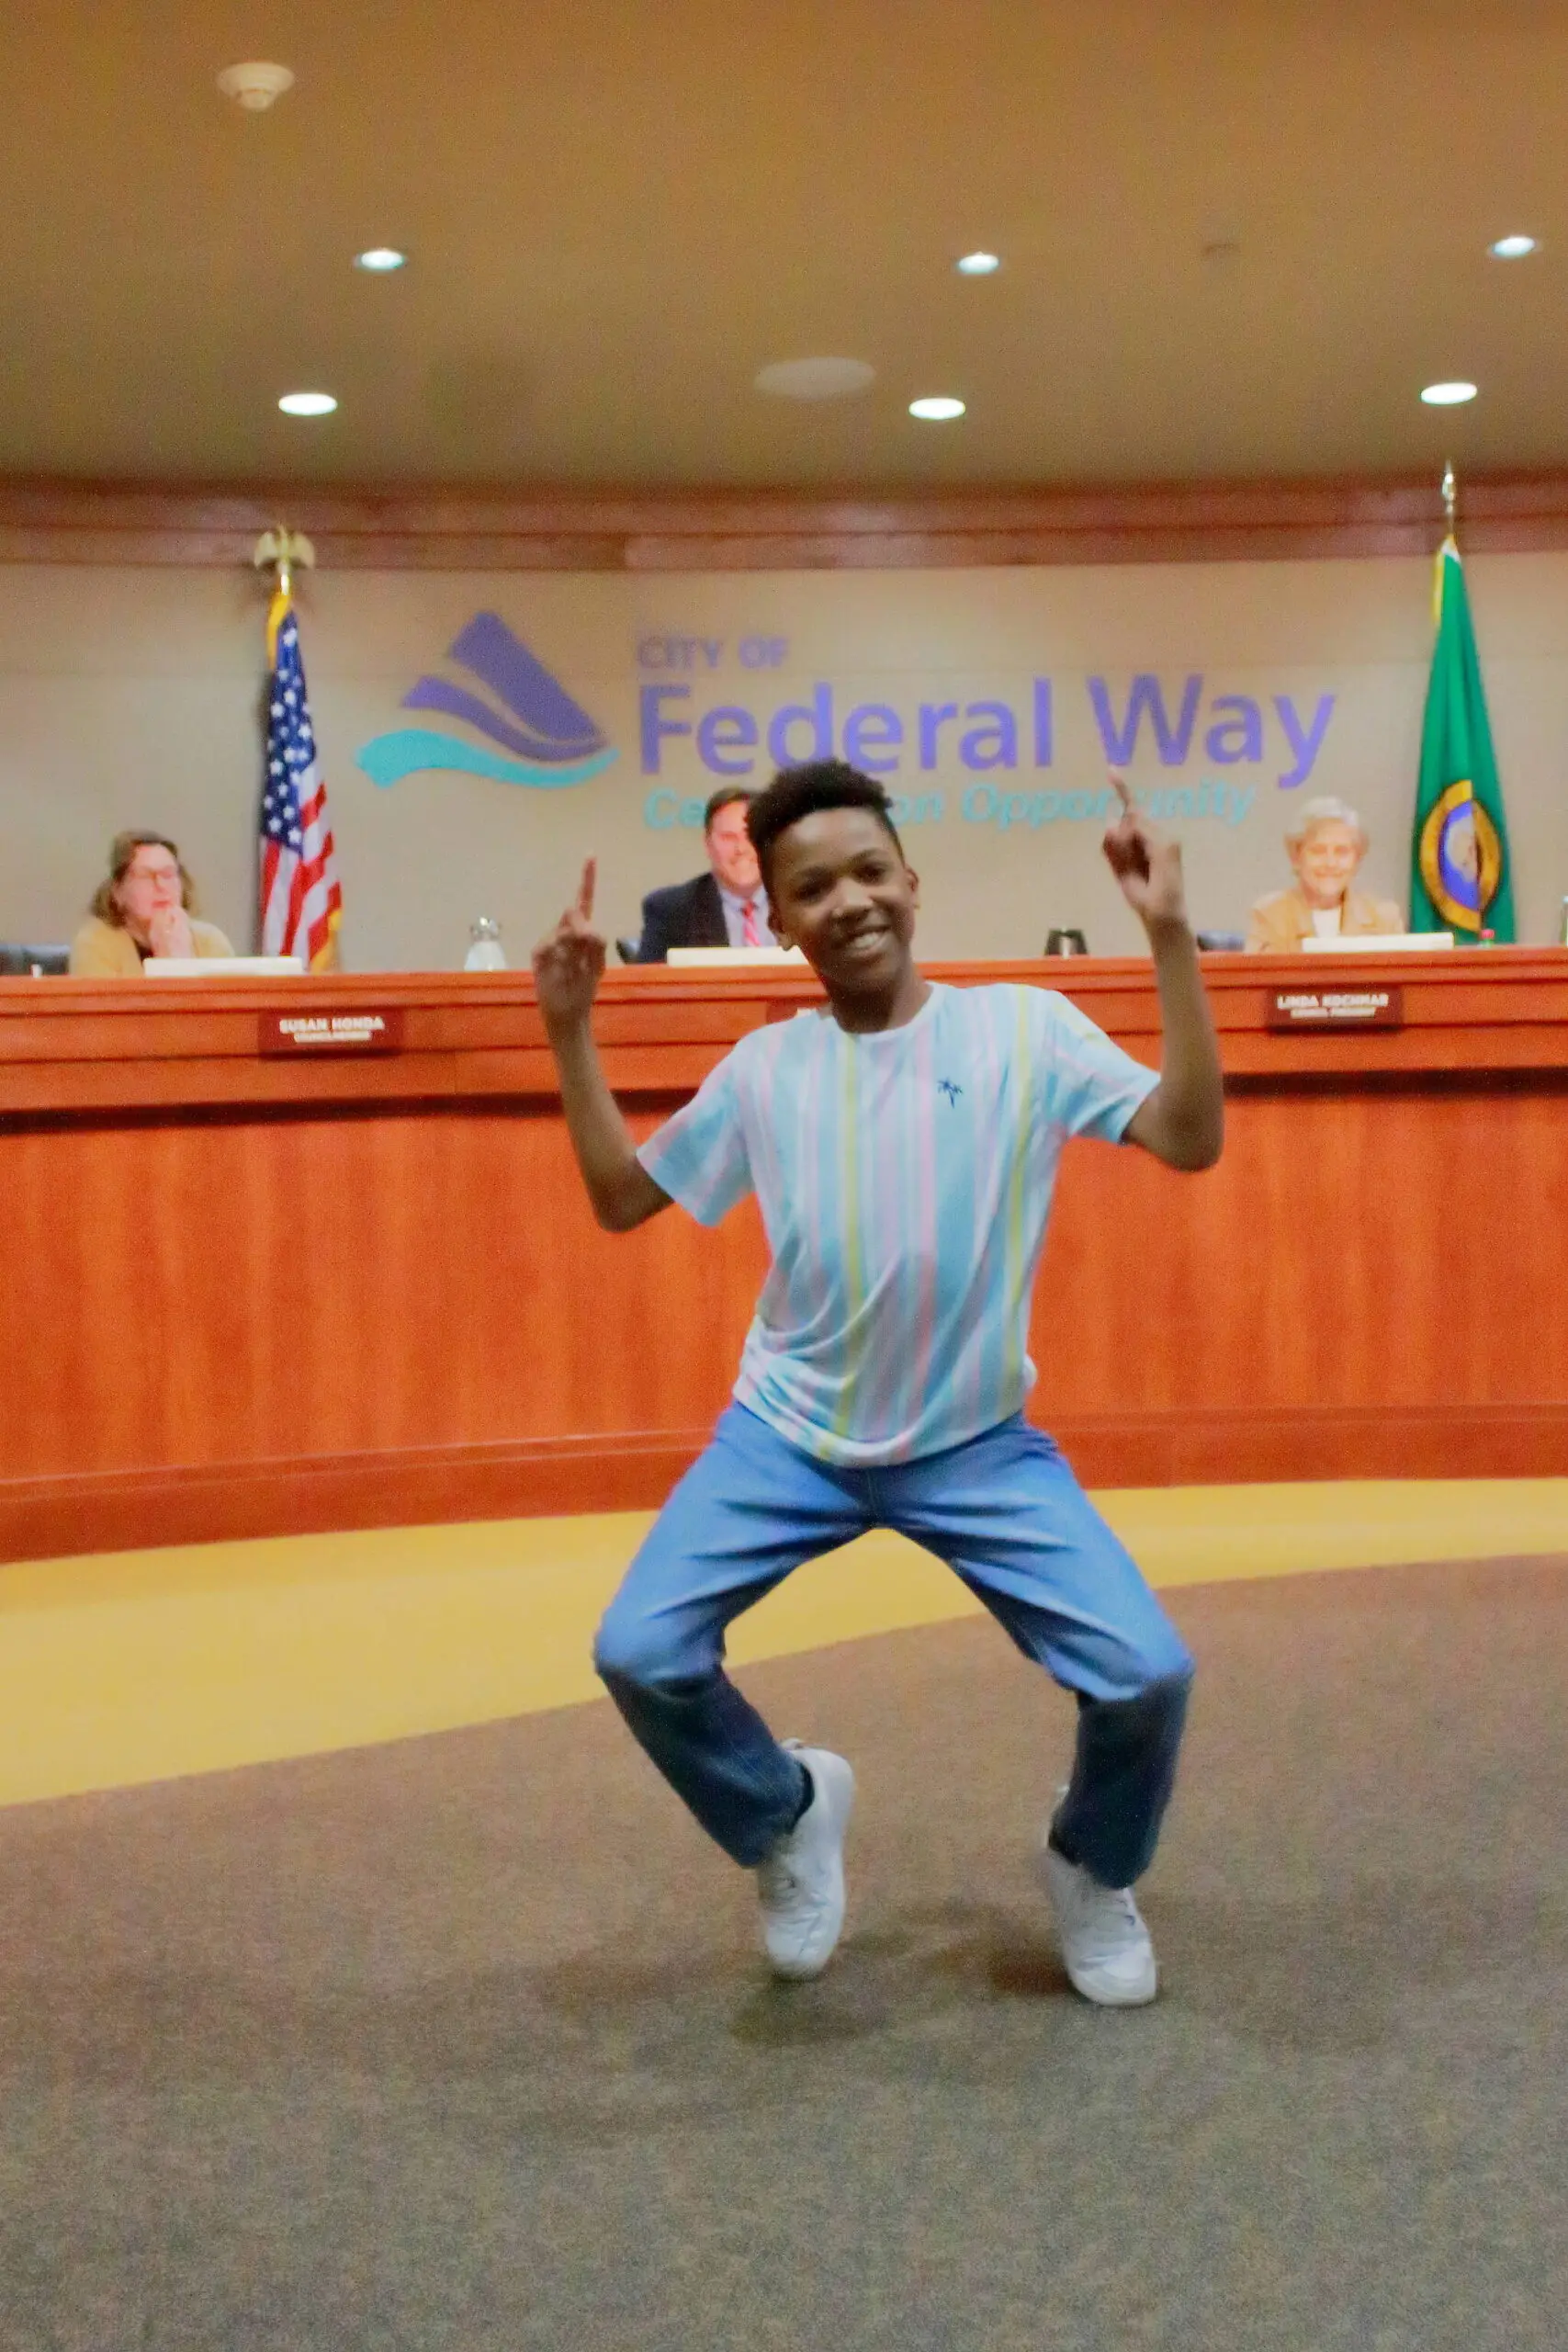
[635,788,765,962]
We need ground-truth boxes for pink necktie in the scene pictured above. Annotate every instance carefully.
[742,898,761,946]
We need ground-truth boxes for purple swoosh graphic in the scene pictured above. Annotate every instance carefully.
[448,613,607,752]
[401,676,592,763]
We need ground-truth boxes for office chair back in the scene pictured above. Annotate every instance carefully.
[0,944,70,977]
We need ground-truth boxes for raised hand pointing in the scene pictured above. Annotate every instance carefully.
[1101,773,1190,931]
[532,856,607,1029]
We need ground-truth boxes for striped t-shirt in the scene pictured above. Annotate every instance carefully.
[637,981,1158,1466]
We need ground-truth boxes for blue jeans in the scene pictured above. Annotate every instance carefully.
[594,1405,1194,1885]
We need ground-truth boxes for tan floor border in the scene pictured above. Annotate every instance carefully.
[2,1478,1564,1808]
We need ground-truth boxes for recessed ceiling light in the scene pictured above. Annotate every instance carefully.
[1489,233,1540,259]
[355,247,407,273]
[753,356,875,400]
[216,61,294,112]
[955,251,1001,276]
[1420,380,1478,407]
[909,396,965,421]
[277,391,338,417]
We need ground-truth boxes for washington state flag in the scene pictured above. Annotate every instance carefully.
[1409,537,1515,941]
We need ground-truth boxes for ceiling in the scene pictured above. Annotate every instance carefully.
[3,1,1567,491]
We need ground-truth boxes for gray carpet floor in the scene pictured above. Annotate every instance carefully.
[1,1552,1565,2351]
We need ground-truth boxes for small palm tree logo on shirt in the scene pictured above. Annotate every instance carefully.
[937,1078,964,1106]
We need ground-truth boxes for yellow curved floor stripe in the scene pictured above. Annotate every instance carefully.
[1,1478,1563,1808]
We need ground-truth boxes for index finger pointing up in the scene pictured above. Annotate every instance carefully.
[1108,769,1134,816]
[576,856,597,922]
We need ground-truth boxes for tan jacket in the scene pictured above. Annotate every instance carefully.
[69,915,236,976]
[1245,887,1404,953]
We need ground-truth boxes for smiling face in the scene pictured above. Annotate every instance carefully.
[1289,818,1364,910]
[705,797,761,897]
[764,805,919,1009]
[113,841,186,944]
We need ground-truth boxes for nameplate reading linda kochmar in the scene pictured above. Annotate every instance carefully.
[1265,987,1404,1030]
[258,1010,405,1055]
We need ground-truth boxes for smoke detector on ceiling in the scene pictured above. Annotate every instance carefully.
[216,62,295,112]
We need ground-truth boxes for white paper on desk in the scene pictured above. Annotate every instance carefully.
[665,946,807,967]
[1309,933,1454,953]
[143,956,304,976]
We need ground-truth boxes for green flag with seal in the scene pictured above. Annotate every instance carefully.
[1409,536,1515,941]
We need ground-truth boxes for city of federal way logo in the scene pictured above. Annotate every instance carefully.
[355,614,617,789]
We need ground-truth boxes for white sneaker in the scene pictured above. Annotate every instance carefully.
[1039,1838,1158,2007]
[755,1742,855,1980]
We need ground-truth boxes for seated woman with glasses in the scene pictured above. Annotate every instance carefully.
[69,831,236,975]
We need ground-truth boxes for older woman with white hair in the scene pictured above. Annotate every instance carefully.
[1246,797,1403,951]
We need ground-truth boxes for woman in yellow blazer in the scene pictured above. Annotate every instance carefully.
[69,831,235,975]
[1246,797,1403,951]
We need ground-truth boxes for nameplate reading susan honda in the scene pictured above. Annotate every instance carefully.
[1265,986,1404,1030]
[258,1009,405,1055]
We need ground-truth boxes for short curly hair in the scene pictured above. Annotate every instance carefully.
[745,761,904,890]
[1285,796,1367,850]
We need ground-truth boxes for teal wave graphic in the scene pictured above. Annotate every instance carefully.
[356,729,618,790]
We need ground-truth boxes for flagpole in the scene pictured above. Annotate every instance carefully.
[1438,465,1485,942]
[251,526,341,970]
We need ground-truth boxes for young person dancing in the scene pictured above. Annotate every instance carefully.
[532,761,1223,2005]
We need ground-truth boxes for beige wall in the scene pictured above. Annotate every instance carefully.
[3,552,1567,967]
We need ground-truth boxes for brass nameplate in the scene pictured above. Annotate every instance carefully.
[258,1009,405,1055]
[1265,986,1403,1030]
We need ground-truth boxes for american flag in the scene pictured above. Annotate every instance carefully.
[260,586,342,967]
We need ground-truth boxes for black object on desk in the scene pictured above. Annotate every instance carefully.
[1043,928,1089,956]
[0,944,69,976]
